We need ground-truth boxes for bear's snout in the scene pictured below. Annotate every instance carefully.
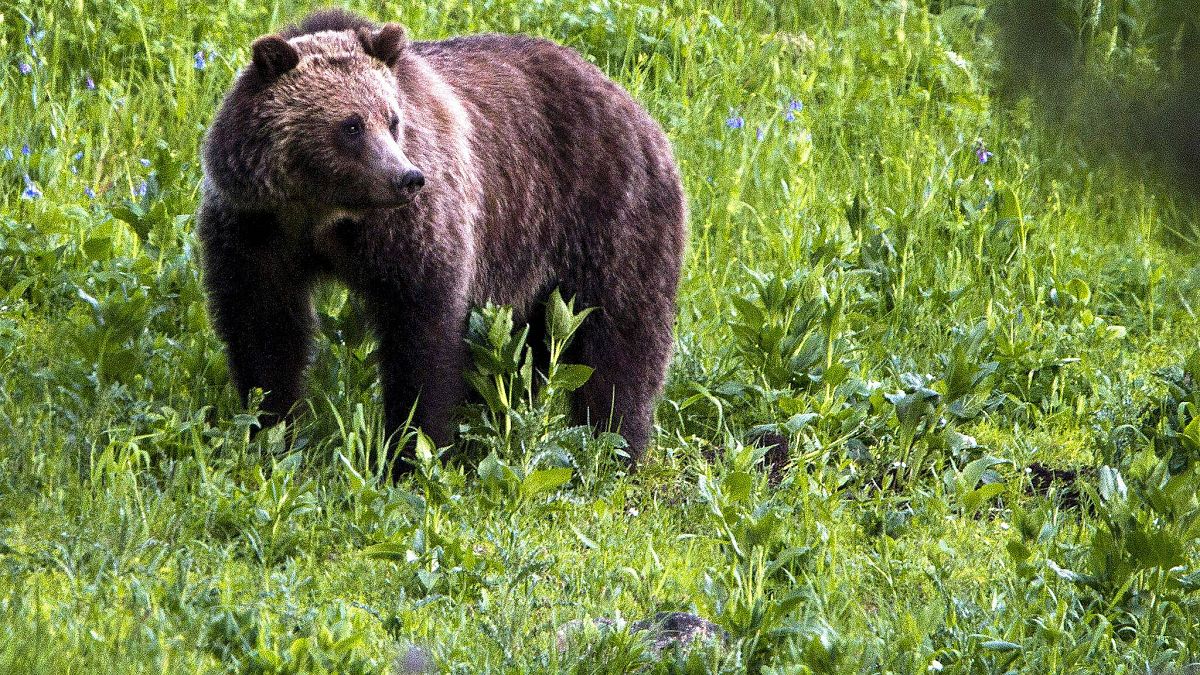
[390,168,425,201]
[394,169,425,191]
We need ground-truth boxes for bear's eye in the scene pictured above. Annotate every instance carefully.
[388,115,399,134]
[340,116,364,137]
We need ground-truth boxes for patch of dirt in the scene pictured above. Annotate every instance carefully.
[1024,462,1088,510]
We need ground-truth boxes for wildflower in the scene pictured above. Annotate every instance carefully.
[21,144,31,156]
[21,175,42,200]
[134,180,148,198]
[789,100,803,112]
[194,50,207,70]
[1,148,12,161]
[84,186,96,200]
[86,75,96,90]
[139,158,151,167]
[725,110,744,129]
[755,126,764,141]
[19,62,32,75]
[784,110,795,122]
[974,139,993,164]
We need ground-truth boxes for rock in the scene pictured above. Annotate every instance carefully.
[555,612,727,657]
[393,644,435,673]
[554,617,618,653]
[630,612,729,654]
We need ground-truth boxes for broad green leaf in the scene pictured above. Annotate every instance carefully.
[962,456,1009,490]
[1098,466,1127,503]
[417,568,439,591]
[730,294,764,326]
[724,470,753,503]
[414,431,436,464]
[522,468,573,497]
[552,364,593,392]
[362,542,409,560]
[963,483,1005,513]
[1006,539,1031,563]
[570,523,599,550]
[1065,278,1090,305]
[784,412,818,432]
[82,236,112,259]
[994,184,1021,222]
[479,452,514,488]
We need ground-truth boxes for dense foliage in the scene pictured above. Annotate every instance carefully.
[2,0,1200,671]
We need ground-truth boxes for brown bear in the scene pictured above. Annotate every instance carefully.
[197,9,686,474]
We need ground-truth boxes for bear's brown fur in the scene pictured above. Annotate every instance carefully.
[198,9,686,474]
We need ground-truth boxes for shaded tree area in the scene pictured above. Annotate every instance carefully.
[989,0,1199,239]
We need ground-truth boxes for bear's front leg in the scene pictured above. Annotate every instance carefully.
[370,295,469,473]
[197,202,316,428]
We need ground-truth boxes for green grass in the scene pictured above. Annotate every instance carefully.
[3,0,1200,671]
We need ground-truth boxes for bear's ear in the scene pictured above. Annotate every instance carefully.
[358,23,408,68]
[251,35,300,80]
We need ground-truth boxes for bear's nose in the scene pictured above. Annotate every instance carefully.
[395,169,425,192]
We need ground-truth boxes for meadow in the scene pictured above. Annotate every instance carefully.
[3,0,1200,671]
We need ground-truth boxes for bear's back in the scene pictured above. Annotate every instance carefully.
[410,33,638,124]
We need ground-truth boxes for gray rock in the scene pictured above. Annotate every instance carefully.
[555,612,727,657]
[393,644,435,673]
[554,617,618,653]
[630,612,729,654]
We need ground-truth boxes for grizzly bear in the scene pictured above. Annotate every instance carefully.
[197,9,686,473]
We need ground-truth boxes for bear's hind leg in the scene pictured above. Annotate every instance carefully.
[568,305,673,463]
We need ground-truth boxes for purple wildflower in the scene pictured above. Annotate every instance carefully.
[974,140,993,164]
[725,110,745,129]
[789,100,804,112]
[784,110,796,122]
[19,62,32,75]
[21,175,42,200]
[21,144,31,157]
[194,51,207,70]
[756,126,765,141]
[86,75,96,90]
[1,148,12,161]
[139,158,151,167]
[84,186,96,200]
[134,180,148,198]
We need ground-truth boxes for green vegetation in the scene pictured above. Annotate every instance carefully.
[3,0,1200,671]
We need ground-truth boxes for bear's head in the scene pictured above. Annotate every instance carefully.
[203,22,425,212]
